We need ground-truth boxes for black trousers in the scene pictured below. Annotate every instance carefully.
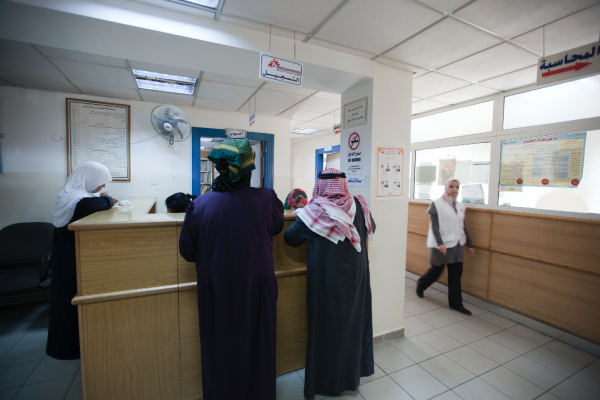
[417,262,464,309]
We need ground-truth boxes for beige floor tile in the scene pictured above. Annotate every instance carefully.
[414,297,446,311]
[430,390,462,399]
[434,307,473,323]
[480,366,544,400]
[276,372,306,400]
[506,325,553,346]
[468,338,520,364]
[542,341,598,366]
[461,302,486,316]
[415,311,455,329]
[404,316,436,336]
[524,347,584,377]
[488,330,538,354]
[587,359,600,373]
[404,301,431,316]
[359,364,386,386]
[477,312,518,329]
[405,290,421,300]
[452,377,512,400]
[390,365,448,400]
[391,337,440,363]
[419,355,476,388]
[549,379,600,400]
[358,375,412,400]
[405,279,417,288]
[13,376,73,400]
[569,367,600,394]
[403,310,412,319]
[440,322,484,345]
[373,344,415,374]
[504,356,566,390]
[445,345,499,375]
[424,287,443,297]
[535,393,561,400]
[460,317,504,336]
[417,330,463,353]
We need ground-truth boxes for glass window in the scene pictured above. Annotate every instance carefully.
[498,130,599,214]
[411,101,493,143]
[414,142,491,204]
[503,75,600,130]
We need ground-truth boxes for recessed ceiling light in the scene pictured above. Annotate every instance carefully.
[291,128,319,135]
[132,69,196,95]
[177,0,219,9]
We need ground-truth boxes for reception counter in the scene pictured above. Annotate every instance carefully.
[69,198,308,400]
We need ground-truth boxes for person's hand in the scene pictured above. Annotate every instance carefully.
[111,197,118,205]
[437,244,447,255]
[468,247,475,257]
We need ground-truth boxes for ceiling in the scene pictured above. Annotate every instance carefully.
[1,0,599,144]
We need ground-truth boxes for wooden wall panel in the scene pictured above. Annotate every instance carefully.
[492,214,600,272]
[273,221,308,272]
[179,290,202,400]
[488,253,600,344]
[82,294,181,400]
[79,227,177,295]
[461,248,489,299]
[276,274,308,376]
[408,203,429,233]
[464,210,491,247]
[176,226,197,284]
[406,234,448,285]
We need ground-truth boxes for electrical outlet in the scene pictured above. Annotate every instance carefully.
[150,178,158,185]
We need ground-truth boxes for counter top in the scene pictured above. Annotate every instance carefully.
[69,197,297,231]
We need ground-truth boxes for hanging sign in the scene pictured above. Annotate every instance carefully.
[249,113,255,127]
[500,132,586,188]
[226,129,247,139]
[259,53,303,87]
[377,146,404,199]
[344,97,367,129]
[537,42,600,86]
[334,123,341,134]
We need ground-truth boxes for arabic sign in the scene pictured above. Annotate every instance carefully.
[537,42,600,86]
[249,112,255,127]
[226,129,247,139]
[347,174,366,187]
[500,132,586,188]
[259,53,303,87]
[334,123,341,134]
[347,150,362,174]
[344,97,368,129]
[377,146,404,199]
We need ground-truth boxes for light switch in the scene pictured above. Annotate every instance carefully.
[150,178,158,185]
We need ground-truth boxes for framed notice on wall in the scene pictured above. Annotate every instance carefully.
[66,99,131,180]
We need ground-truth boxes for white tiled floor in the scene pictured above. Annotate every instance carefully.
[276,275,600,400]
[1,275,599,400]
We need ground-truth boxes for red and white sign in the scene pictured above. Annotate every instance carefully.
[571,179,580,186]
[537,42,599,86]
[517,178,523,184]
[259,53,303,87]
[541,179,549,185]
[349,132,360,150]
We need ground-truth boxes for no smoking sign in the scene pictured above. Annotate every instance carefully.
[349,132,360,150]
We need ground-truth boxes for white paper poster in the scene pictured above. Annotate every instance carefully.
[347,174,366,187]
[377,146,404,199]
[344,97,367,129]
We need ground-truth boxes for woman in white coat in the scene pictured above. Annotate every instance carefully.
[416,178,475,315]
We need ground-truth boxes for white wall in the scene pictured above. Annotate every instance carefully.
[0,86,291,230]
[290,134,341,198]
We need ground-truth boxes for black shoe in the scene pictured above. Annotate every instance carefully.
[416,288,424,298]
[450,306,472,316]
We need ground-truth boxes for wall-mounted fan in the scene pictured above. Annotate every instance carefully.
[150,104,191,147]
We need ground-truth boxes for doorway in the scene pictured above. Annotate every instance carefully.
[314,145,341,181]
[192,128,274,196]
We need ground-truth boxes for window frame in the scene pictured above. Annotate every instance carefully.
[410,80,600,221]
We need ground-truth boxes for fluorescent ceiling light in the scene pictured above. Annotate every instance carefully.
[292,128,319,135]
[177,0,219,9]
[132,69,196,95]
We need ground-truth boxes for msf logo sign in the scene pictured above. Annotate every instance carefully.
[268,59,280,68]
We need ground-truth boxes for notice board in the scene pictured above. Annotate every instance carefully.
[66,98,130,180]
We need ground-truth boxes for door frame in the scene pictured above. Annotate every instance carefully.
[314,145,341,182]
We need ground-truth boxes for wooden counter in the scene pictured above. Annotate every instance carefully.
[69,200,307,400]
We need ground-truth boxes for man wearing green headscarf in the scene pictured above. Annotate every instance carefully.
[179,138,284,400]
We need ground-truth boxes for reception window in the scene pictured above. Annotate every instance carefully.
[413,142,491,204]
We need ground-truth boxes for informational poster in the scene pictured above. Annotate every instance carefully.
[438,158,456,184]
[377,146,404,199]
[344,97,367,129]
[67,99,130,180]
[259,53,303,87]
[500,132,586,187]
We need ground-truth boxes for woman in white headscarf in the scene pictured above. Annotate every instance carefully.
[416,178,475,315]
[47,162,117,360]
